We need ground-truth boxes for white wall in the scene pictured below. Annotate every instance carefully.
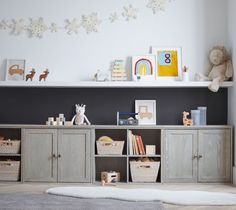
[0,0,228,81]
[227,0,236,184]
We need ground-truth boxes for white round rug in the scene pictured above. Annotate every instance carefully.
[46,187,236,206]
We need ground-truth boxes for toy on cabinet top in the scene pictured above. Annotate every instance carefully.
[182,111,193,126]
[26,68,36,81]
[195,46,233,92]
[93,70,110,81]
[71,104,91,125]
[39,69,49,81]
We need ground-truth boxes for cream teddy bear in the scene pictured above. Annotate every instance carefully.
[195,46,233,92]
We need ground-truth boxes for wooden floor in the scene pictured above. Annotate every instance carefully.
[0,183,236,210]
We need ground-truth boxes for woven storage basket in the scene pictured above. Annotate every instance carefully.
[130,161,160,182]
[0,161,20,181]
[96,141,124,155]
[0,140,20,154]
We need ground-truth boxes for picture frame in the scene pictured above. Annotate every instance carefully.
[5,59,26,81]
[132,55,156,81]
[151,47,182,80]
[135,100,156,125]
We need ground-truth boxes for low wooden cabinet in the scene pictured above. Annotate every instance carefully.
[22,129,91,182]
[163,129,232,183]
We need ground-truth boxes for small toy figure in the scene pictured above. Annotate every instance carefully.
[39,69,49,81]
[183,111,193,126]
[26,68,36,81]
[71,104,91,125]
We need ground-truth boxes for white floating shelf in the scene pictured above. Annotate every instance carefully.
[0,81,233,88]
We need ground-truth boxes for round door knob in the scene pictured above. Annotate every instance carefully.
[198,155,203,159]
[52,154,57,159]
[192,155,198,159]
[58,154,61,158]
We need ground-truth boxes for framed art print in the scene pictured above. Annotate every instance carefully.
[5,59,26,81]
[135,100,156,125]
[132,55,156,81]
[152,47,182,80]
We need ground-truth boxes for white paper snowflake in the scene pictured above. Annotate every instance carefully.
[122,5,138,21]
[65,18,80,35]
[109,12,119,23]
[10,19,26,35]
[0,20,9,30]
[82,13,101,34]
[50,23,59,33]
[147,0,168,14]
[28,17,47,38]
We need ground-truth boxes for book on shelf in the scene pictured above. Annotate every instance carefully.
[127,130,146,155]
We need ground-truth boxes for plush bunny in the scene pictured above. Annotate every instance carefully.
[71,104,91,125]
[195,46,233,92]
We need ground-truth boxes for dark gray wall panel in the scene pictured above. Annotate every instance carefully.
[0,88,227,125]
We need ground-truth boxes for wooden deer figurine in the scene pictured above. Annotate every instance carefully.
[183,111,193,126]
[39,69,49,81]
[26,69,36,81]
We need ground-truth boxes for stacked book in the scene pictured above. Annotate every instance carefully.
[128,130,145,155]
[111,60,127,81]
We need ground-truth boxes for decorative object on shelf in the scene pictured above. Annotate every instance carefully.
[152,47,182,81]
[96,137,124,155]
[117,112,139,126]
[93,70,110,82]
[135,100,156,125]
[182,111,193,126]
[109,12,119,23]
[195,46,233,92]
[132,55,156,81]
[71,104,91,125]
[11,19,26,35]
[65,18,80,35]
[146,145,156,155]
[5,59,26,81]
[111,60,127,81]
[191,110,200,125]
[39,69,49,81]
[122,4,138,21]
[101,171,120,186]
[182,66,189,81]
[197,106,207,125]
[46,117,54,126]
[130,158,160,182]
[26,68,36,81]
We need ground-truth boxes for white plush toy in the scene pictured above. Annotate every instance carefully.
[195,46,233,92]
[71,104,91,125]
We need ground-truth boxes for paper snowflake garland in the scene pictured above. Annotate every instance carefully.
[28,17,47,38]
[109,12,119,23]
[65,18,80,35]
[147,0,168,14]
[50,23,59,33]
[122,5,138,21]
[82,13,101,34]
[0,20,9,30]
[10,19,26,35]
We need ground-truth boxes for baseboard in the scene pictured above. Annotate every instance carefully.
[233,167,236,185]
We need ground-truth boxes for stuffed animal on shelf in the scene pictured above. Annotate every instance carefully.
[71,104,91,125]
[26,68,36,81]
[183,111,193,126]
[195,46,233,92]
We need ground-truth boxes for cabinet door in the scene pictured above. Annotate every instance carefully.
[58,129,91,182]
[163,130,198,183]
[23,129,57,182]
[198,129,232,182]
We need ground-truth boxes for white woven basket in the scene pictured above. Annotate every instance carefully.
[0,140,21,154]
[130,161,160,182]
[0,161,20,181]
[96,141,124,155]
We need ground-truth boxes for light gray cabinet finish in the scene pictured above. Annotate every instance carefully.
[163,130,198,183]
[163,129,232,183]
[23,129,57,182]
[58,129,91,182]
[198,129,231,182]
